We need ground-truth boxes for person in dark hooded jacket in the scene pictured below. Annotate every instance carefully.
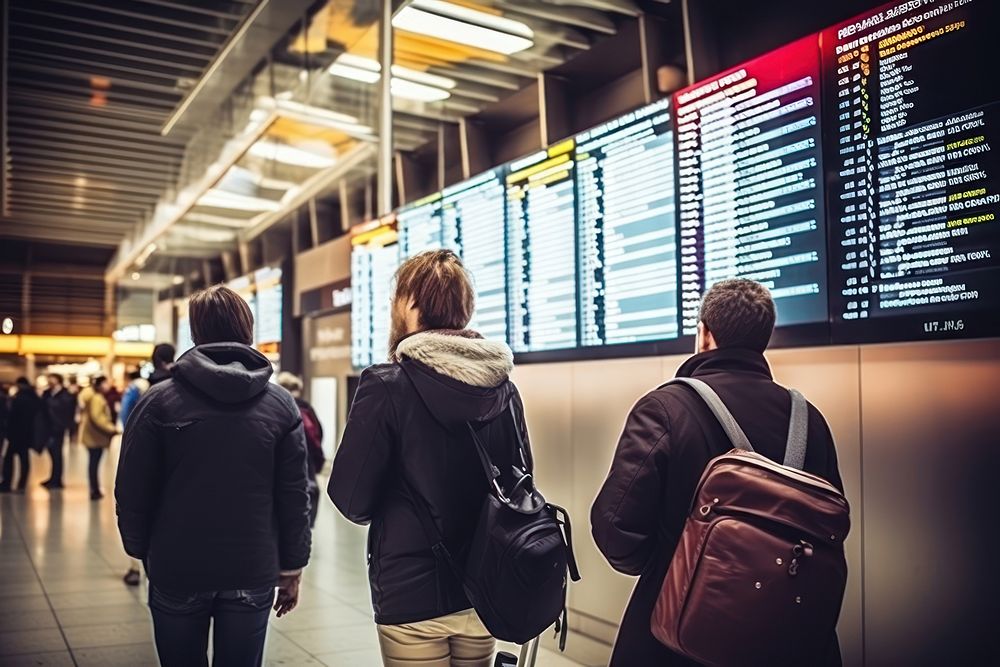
[330,249,527,667]
[115,285,311,667]
[1,377,41,493]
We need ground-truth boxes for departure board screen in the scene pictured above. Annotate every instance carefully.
[674,35,829,334]
[398,194,445,258]
[575,99,680,346]
[350,222,399,368]
[506,141,579,353]
[442,169,508,341]
[824,0,1000,342]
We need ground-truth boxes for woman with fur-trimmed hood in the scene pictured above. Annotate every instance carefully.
[330,249,529,667]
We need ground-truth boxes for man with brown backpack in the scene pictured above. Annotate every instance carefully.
[591,279,847,666]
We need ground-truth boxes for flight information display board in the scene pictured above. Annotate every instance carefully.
[254,267,283,346]
[674,35,829,334]
[824,0,1000,342]
[576,98,680,346]
[397,194,445,258]
[442,169,508,341]
[350,222,399,368]
[506,141,580,353]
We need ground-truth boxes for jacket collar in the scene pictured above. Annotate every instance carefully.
[395,329,513,388]
[675,347,773,381]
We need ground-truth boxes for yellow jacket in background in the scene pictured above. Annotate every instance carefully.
[80,386,115,449]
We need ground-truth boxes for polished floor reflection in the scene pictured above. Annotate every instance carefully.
[0,441,585,666]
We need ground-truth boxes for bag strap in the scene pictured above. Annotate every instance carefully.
[665,377,810,471]
[783,389,808,470]
[664,378,754,452]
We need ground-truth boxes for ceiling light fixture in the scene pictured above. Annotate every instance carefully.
[198,188,282,212]
[247,141,338,169]
[393,0,534,55]
[328,54,455,102]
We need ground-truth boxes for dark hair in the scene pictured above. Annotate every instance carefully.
[49,373,64,385]
[92,375,108,390]
[15,376,29,386]
[188,285,254,346]
[699,279,776,353]
[152,342,175,367]
[127,370,142,381]
[394,250,474,330]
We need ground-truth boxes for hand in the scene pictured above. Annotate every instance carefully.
[273,572,301,617]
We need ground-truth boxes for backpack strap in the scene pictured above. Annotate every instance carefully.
[783,389,808,470]
[664,378,754,453]
[666,377,810,470]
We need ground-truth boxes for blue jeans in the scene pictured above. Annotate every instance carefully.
[148,584,275,667]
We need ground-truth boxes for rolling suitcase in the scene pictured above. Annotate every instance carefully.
[494,636,540,667]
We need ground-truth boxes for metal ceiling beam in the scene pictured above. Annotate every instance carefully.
[10,63,186,96]
[9,132,185,158]
[10,77,179,108]
[11,7,223,52]
[14,167,172,193]
[13,173,166,197]
[9,137,183,163]
[10,35,207,74]
[0,262,105,278]
[7,111,191,142]
[10,191,151,213]
[160,0,269,135]
[9,91,174,122]
[0,226,123,246]
[7,22,215,62]
[9,50,192,84]
[12,157,176,183]
[43,0,234,37]
[130,0,247,23]
[12,147,178,173]
[7,202,142,222]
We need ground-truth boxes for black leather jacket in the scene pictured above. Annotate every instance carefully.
[115,343,311,592]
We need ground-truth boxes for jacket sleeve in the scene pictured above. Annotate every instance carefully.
[274,418,312,572]
[590,393,671,576]
[328,369,393,525]
[89,394,117,435]
[114,394,160,559]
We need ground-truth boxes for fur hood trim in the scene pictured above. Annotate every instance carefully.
[396,331,514,388]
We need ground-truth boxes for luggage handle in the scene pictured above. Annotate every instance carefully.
[665,377,809,470]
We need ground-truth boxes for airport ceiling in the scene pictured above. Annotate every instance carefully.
[0,0,657,281]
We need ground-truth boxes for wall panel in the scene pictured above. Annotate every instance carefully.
[860,340,1000,666]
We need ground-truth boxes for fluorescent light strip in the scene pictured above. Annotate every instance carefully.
[198,188,282,212]
[411,0,533,38]
[248,141,337,169]
[393,5,533,55]
[328,55,455,102]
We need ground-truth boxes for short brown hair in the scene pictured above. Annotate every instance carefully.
[699,279,776,353]
[189,284,254,346]
[394,249,474,330]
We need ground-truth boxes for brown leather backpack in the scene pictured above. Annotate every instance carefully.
[651,378,850,666]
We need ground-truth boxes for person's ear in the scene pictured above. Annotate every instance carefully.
[697,322,718,353]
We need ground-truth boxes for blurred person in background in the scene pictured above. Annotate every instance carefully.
[105,380,122,424]
[277,372,325,527]
[149,343,175,386]
[119,369,149,428]
[119,368,151,587]
[40,373,77,490]
[0,377,42,494]
[116,285,311,667]
[0,383,9,459]
[66,376,81,443]
[79,375,117,500]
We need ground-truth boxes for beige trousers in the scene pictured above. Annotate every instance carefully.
[377,609,495,667]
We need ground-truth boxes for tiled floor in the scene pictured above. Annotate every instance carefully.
[0,441,587,666]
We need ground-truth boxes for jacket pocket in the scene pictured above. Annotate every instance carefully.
[154,419,200,431]
[149,585,211,614]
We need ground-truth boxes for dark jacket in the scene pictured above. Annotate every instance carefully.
[294,397,325,479]
[591,348,844,667]
[43,386,77,439]
[115,343,312,592]
[329,330,526,625]
[7,386,41,452]
[149,366,172,386]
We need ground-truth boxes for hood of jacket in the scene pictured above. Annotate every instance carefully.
[173,342,273,404]
[396,330,514,428]
[149,366,172,385]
